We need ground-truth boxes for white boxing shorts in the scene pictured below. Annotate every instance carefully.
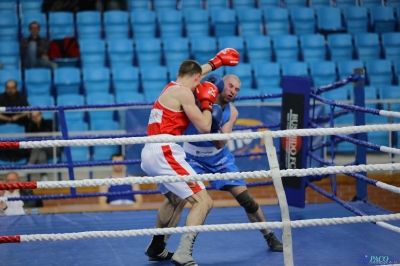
[141,142,205,199]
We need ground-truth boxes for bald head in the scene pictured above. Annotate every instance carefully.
[6,172,20,183]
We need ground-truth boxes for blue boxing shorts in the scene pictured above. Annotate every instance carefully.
[184,143,246,191]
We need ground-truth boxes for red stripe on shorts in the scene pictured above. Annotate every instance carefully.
[161,145,202,194]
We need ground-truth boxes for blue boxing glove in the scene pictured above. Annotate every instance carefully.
[205,74,224,94]
[211,104,223,133]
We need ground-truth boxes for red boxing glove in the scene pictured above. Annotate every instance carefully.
[208,48,240,70]
[195,81,219,113]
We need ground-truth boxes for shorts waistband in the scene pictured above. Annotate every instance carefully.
[183,142,222,157]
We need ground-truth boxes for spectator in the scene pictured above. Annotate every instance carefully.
[99,154,143,207]
[0,80,29,127]
[26,111,58,181]
[20,22,57,70]
[5,172,43,208]
[0,178,25,216]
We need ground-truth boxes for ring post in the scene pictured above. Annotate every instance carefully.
[58,107,76,195]
[353,68,367,201]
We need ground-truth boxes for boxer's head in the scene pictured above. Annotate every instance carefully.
[177,60,202,90]
[220,75,241,104]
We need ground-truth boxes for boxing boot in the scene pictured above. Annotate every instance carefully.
[171,233,198,266]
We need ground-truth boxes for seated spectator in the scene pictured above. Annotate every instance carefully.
[5,172,43,208]
[99,153,143,207]
[27,111,58,181]
[20,22,57,70]
[0,80,29,127]
[0,179,25,216]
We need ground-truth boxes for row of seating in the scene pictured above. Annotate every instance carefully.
[2,5,399,41]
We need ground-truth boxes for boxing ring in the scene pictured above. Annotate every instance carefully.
[1,72,400,266]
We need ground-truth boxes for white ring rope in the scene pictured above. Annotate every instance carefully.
[32,163,400,194]
[16,213,400,242]
[17,123,400,149]
[376,221,400,234]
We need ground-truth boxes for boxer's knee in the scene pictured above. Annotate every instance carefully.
[235,190,259,213]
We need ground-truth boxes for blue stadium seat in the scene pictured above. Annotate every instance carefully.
[245,36,272,63]
[0,124,25,134]
[236,8,263,36]
[342,6,369,34]
[0,41,19,69]
[335,0,357,7]
[76,11,102,40]
[62,146,90,162]
[253,62,281,88]
[0,1,16,13]
[284,0,308,7]
[225,64,253,88]
[27,95,55,120]
[20,0,42,12]
[83,67,111,94]
[272,35,299,62]
[48,12,75,40]
[289,7,316,35]
[281,61,309,77]
[107,39,134,67]
[337,60,364,78]
[210,8,237,37]
[311,0,331,8]
[218,36,245,62]
[380,86,400,100]
[167,63,182,79]
[190,36,218,63]
[364,86,379,100]
[369,6,396,33]
[365,60,393,86]
[0,13,18,41]
[157,9,183,38]
[180,0,203,9]
[206,0,228,9]
[115,91,145,103]
[79,39,106,67]
[104,11,130,39]
[259,86,282,102]
[322,85,350,101]
[54,67,81,95]
[112,66,140,93]
[144,90,161,102]
[163,37,190,66]
[135,38,162,66]
[24,68,51,96]
[354,33,381,60]
[0,69,22,90]
[92,145,120,161]
[234,89,261,103]
[259,0,281,7]
[327,34,354,61]
[232,0,256,8]
[359,0,383,7]
[309,61,337,87]
[91,120,120,131]
[388,0,400,6]
[316,7,345,33]
[128,0,150,10]
[86,93,115,121]
[381,32,400,61]
[56,94,85,121]
[394,60,400,84]
[131,10,157,39]
[21,12,48,38]
[183,9,210,37]
[141,65,168,91]
[299,34,326,62]
[263,7,290,36]
[153,0,177,10]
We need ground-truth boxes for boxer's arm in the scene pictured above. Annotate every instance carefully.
[212,104,238,149]
[200,63,213,80]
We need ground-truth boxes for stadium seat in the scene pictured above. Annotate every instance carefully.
[354,33,381,60]
[281,61,309,77]
[289,7,316,35]
[62,146,90,162]
[83,67,111,94]
[284,0,308,7]
[236,8,263,36]
[157,9,183,38]
[311,0,332,7]
[299,34,326,62]
[259,0,281,7]
[127,0,150,10]
[20,0,42,13]
[380,86,400,100]
[107,39,134,67]
[91,120,120,131]
[394,60,400,84]
[218,36,245,62]
[76,11,102,40]
[259,86,282,102]
[21,12,48,38]
[206,0,228,9]
[272,35,299,62]
[190,36,218,63]
[245,36,272,63]
[56,94,85,121]
[144,90,162,102]
[335,0,358,7]
[115,91,145,103]
[27,95,55,120]
[79,39,106,67]
[316,7,345,34]
[131,10,157,39]
[103,11,130,39]
[0,1,16,13]
[369,6,396,33]
[180,0,203,9]
[0,69,22,90]
[365,60,393,87]
[92,145,119,161]
[86,93,115,121]
[253,62,281,88]
[327,34,354,61]
[359,0,383,7]
[141,65,168,91]
[309,61,337,87]
[232,0,256,8]
[225,64,253,88]
[0,41,19,69]
[381,32,400,61]
[183,9,210,37]
[112,66,140,93]
[210,8,237,37]
[234,89,261,103]
[342,6,369,34]
[24,68,52,96]
[0,13,18,41]
[263,7,290,36]
[135,38,162,66]
[163,37,190,66]
[0,124,25,134]
[48,12,75,40]
[322,85,350,101]
[54,67,81,96]
[153,0,177,10]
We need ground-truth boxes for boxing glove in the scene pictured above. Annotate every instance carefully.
[210,104,223,133]
[208,48,240,71]
[195,81,219,113]
[205,74,224,93]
